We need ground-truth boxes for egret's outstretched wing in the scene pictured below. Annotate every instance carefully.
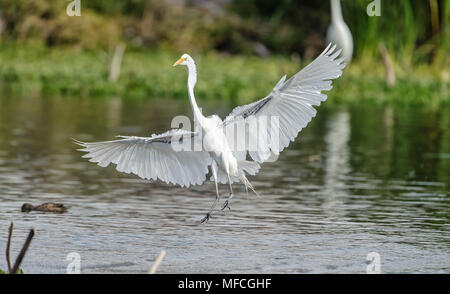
[222,44,346,163]
[74,129,210,187]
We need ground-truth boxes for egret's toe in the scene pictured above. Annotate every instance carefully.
[221,200,231,211]
[200,212,211,223]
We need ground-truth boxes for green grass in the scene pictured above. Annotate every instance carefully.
[0,45,448,106]
[0,268,24,274]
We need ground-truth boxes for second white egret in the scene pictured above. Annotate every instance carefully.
[326,0,353,62]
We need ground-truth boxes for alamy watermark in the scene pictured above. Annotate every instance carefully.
[168,114,280,162]
[66,252,81,274]
[366,252,381,274]
[367,0,381,17]
[66,0,81,17]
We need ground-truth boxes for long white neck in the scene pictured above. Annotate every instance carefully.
[330,0,344,24]
[186,59,205,124]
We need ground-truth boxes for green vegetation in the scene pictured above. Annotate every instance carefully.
[0,45,448,106]
[1,1,448,60]
[0,268,23,274]
[0,0,448,105]
[0,45,298,103]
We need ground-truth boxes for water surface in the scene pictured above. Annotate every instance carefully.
[0,95,449,273]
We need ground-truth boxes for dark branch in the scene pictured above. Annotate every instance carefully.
[10,229,35,274]
[6,222,13,273]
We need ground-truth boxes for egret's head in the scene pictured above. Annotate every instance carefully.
[173,54,190,67]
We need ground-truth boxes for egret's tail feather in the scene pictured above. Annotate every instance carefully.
[241,175,260,198]
[237,160,260,197]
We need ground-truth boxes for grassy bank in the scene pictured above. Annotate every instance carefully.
[0,45,448,106]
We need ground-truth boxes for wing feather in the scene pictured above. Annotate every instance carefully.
[74,129,210,187]
[222,44,346,163]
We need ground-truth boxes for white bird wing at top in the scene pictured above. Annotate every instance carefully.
[74,129,211,187]
[222,44,346,163]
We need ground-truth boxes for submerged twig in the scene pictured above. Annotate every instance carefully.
[4,222,35,274]
[148,250,166,274]
[10,229,34,274]
[6,222,13,273]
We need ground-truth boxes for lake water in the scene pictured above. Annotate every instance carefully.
[0,95,449,273]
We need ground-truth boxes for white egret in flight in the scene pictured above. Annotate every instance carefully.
[326,0,353,62]
[75,44,345,223]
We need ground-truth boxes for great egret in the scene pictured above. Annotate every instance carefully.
[326,0,353,62]
[75,44,346,223]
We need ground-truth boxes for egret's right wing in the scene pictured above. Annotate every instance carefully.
[74,129,210,187]
[221,44,346,163]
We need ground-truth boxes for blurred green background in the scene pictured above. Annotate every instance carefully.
[0,0,448,105]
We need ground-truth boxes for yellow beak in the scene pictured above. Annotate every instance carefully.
[173,57,186,67]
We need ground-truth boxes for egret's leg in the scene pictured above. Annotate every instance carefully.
[221,173,234,211]
[201,161,220,223]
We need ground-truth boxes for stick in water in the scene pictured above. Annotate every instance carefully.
[11,229,35,274]
[6,222,13,273]
[148,250,166,274]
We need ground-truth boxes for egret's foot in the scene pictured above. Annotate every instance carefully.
[221,200,231,211]
[200,212,211,223]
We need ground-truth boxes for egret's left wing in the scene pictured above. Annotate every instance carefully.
[74,129,210,187]
[222,44,346,163]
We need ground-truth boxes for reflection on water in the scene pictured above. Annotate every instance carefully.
[0,95,449,273]
[322,111,350,219]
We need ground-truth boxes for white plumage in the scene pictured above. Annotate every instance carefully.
[75,44,346,222]
[74,129,209,187]
[326,0,353,62]
[223,44,345,164]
